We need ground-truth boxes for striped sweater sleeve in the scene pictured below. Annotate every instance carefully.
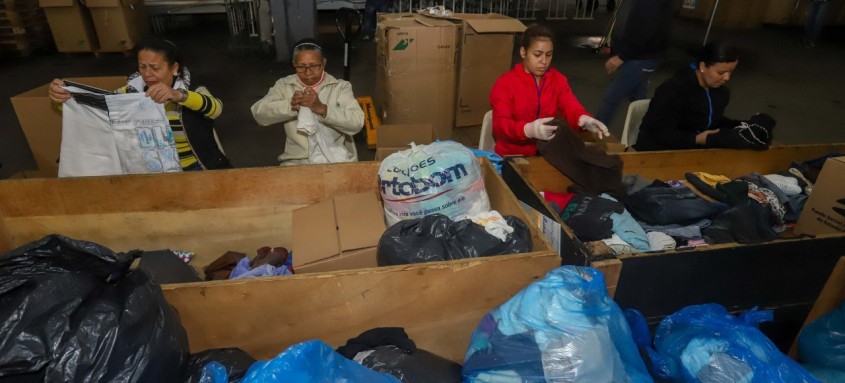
[181,86,222,119]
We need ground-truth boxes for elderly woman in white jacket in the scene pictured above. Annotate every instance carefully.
[251,39,365,165]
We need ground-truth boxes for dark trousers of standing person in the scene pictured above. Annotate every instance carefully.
[595,58,658,125]
[362,0,390,40]
[804,0,830,46]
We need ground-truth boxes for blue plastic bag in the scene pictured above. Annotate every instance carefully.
[799,302,845,371]
[469,147,503,174]
[206,340,401,383]
[463,266,653,382]
[651,304,819,383]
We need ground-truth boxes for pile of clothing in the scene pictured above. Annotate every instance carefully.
[543,153,838,253]
[204,246,293,280]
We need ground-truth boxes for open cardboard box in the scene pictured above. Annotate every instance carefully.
[293,192,385,273]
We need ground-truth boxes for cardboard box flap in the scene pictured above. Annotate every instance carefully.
[292,200,341,265]
[377,124,436,148]
[465,18,526,33]
[39,0,74,7]
[335,193,385,251]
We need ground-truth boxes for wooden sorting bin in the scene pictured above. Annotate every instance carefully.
[502,144,845,350]
[0,159,565,361]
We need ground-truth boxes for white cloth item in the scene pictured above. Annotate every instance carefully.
[523,116,556,141]
[297,106,355,164]
[647,231,677,251]
[763,174,802,196]
[59,84,180,177]
[464,210,514,242]
[602,234,638,254]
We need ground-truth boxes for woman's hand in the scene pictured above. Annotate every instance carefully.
[605,55,623,75]
[48,79,71,103]
[300,88,327,116]
[145,83,183,104]
[695,129,720,145]
[291,90,303,112]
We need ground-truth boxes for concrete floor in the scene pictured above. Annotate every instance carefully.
[1,11,844,179]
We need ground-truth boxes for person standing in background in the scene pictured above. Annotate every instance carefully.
[362,0,390,41]
[803,0,831,48]
[594,0,672,127]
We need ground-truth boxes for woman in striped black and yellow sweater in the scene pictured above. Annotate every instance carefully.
[48,38,231,171]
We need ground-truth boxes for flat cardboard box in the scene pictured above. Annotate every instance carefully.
[10,76,127,177]
[421,13,525,128]
[375,123,437,160]
[292,192,386,273]
[376,14,459,140]
[40,0,98,52]
[86,0,150,52]
[795,157,845,236]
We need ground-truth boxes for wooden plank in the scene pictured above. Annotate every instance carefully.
[789,256,845,358]
[162,251,560,362]
[592,258,622,298]
[0,163,381,217]
[2,205,299,266]
[517,144,845,193]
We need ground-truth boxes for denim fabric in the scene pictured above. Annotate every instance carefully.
[805,0,831,42]
[625,184,729,225]
[596,58,659,125]
[785,194,809,223]
[362,0,391,39]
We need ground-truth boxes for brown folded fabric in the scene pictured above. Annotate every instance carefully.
[251,246,289,268]
[203,251,247,281]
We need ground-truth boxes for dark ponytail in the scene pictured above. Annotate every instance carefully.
[135,37,185,78]
[521,24,554,50]
[697,41,739,67]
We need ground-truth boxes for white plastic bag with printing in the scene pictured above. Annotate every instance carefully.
[378,140,490,226]
[59,81,182,177]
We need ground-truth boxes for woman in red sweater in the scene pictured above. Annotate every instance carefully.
[490,24,608,156]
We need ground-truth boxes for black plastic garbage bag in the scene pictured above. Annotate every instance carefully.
[183,348,255,383]
[357,346,462,383]
[377,214,532,266]
[0,235,189,382]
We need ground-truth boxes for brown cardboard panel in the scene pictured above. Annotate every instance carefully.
[39,0,74,7]
[463,17,526,33]
[89,2,148,52]
[292,200,341,266]
[334,193,385,251]
[41,0,99,52]
[10,76,126,176]
[456,33,513,127]
[377,124,436,148]
[295,247,378,274]
[376,14,459,139]
[376,148,404,161]
[795,157,845,236]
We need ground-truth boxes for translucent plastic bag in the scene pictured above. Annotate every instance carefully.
[651,304,818,383]
[379,141,490,226]
[205,340,402,383]
[462,266,653,382]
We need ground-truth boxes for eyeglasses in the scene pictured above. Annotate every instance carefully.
[294,64,323,73]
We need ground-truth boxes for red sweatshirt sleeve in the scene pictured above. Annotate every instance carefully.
[490,75,531,145]
[555,74,590,131]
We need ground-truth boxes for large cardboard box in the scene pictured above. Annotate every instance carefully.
[293,192,385,273]
[86,0,150,52]
[795,157,845,236]
[40,0,98,52]
[376,14,460,140]
[10,76,127,177]
[0,160,565,362]
[426,13,525,128]
[375,123,437,160]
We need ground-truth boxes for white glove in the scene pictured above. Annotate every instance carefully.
[523,117,556,141]
[578,115,610,140]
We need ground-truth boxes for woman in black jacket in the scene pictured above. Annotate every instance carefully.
[634,41,740,151]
